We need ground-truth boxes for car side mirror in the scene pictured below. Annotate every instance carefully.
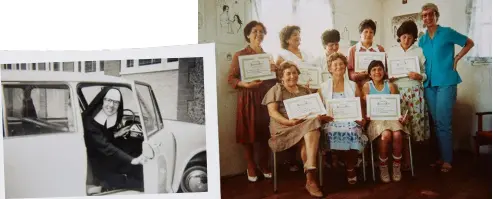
[142,142,155,159]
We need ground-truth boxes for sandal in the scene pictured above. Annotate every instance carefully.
[440,163,452,173]
[346,169,357,185]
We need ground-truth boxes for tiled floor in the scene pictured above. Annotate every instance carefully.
[220,147,492,199]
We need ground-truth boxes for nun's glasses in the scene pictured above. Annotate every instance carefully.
[104,98,120,106]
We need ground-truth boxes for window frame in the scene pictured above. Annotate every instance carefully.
[2,82,77,138]
[119,58,179,75]
[465,0,492,65]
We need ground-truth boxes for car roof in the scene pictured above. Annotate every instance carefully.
[1,71,133,84]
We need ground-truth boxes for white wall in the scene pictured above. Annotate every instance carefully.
[200,0,384,176]
[121,71,179,121]
[381,0,492,151]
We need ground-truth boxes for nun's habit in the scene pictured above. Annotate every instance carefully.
[82,87,143,191]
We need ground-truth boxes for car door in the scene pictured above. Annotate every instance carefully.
[132,81,176,193]
[2,82,87,198]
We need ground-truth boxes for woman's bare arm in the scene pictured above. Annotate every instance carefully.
[267,102,292,126]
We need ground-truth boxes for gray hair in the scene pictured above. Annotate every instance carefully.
[421,3,440,20]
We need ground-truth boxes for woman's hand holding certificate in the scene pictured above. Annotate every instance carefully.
[388,56,420,78]
[239,54,277,82]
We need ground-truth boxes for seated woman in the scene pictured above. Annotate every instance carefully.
[82,87,147,191]
[262,61,331,197]
[362,60,408,183]
[318,52,366,185]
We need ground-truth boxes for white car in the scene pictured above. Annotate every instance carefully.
[1,71,208,198]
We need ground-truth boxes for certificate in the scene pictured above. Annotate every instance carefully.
[326,97,362,121]
[387,56,420,78]
[238,53,276,82]
[355,52,386,72]
[366,94,401,120]
[284,93,327,120]
[298,66,322,89]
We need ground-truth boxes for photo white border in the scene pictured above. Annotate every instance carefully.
[0,43,220,199]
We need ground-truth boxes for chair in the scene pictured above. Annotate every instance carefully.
[369,134,414,181]
[473,112,492,158]
[272,141,324,193]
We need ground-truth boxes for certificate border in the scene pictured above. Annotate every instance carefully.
[354,52,386,72]
[297,66,322,89]
[238,54,276,82]
[326,97,362,121]
[283,93,327,120]
[366,94,401,120]
[387,56,420,78]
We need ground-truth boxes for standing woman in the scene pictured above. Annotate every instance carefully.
[320,29,342,73]
[227,20,276,182]
[347,19,386,89]
[387,20,430,170]
[276,25,316,67]
[418,3,474,173]
[275,25,316,172]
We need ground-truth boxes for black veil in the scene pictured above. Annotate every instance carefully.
[82,86,124,129]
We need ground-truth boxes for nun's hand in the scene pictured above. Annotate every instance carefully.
[131,154,148,165]
[115,125,131,138]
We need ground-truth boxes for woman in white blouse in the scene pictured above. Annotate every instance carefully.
[387,20,430,171]
[276,25,316,67]
[274,25,317,172]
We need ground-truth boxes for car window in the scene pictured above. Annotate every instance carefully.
[3,84,75,137]
[135,83,161,136]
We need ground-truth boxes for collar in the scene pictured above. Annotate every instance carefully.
[245,45,264,54]
[424,25,443,38]
[356,41,379,52]
[399,44,419,53]
[94,110,117,129]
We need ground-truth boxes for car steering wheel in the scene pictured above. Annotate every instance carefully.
[115,109,142,138]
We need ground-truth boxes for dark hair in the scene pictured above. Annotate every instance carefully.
[396,20,418,43]
[222,5,229,11]
[359,19,377,34]
[277,61,300,82]
[367,60,387,80]
[321,29,341,46]
[243,21,267,43]
[279,25,301,49]
[234,14,242,25]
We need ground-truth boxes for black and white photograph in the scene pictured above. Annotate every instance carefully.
[0,43,220,199]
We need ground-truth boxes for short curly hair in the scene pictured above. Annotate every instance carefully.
[359,19,377,34]
[421,3,440,20]
[396,20,418,43]
[327,52,348,72]
[321,29,341,47]
[243,21,267,43]
[277,61,300,82]
[279,25,301,49]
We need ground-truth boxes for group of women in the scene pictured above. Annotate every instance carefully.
[227,3,474,197]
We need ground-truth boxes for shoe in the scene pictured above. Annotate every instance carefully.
[246,169,257,182]
[289,164,299,172]
[392,162,402,182]
[346,169,357,185]
[305,183,323,197]
[379,164,391,183]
